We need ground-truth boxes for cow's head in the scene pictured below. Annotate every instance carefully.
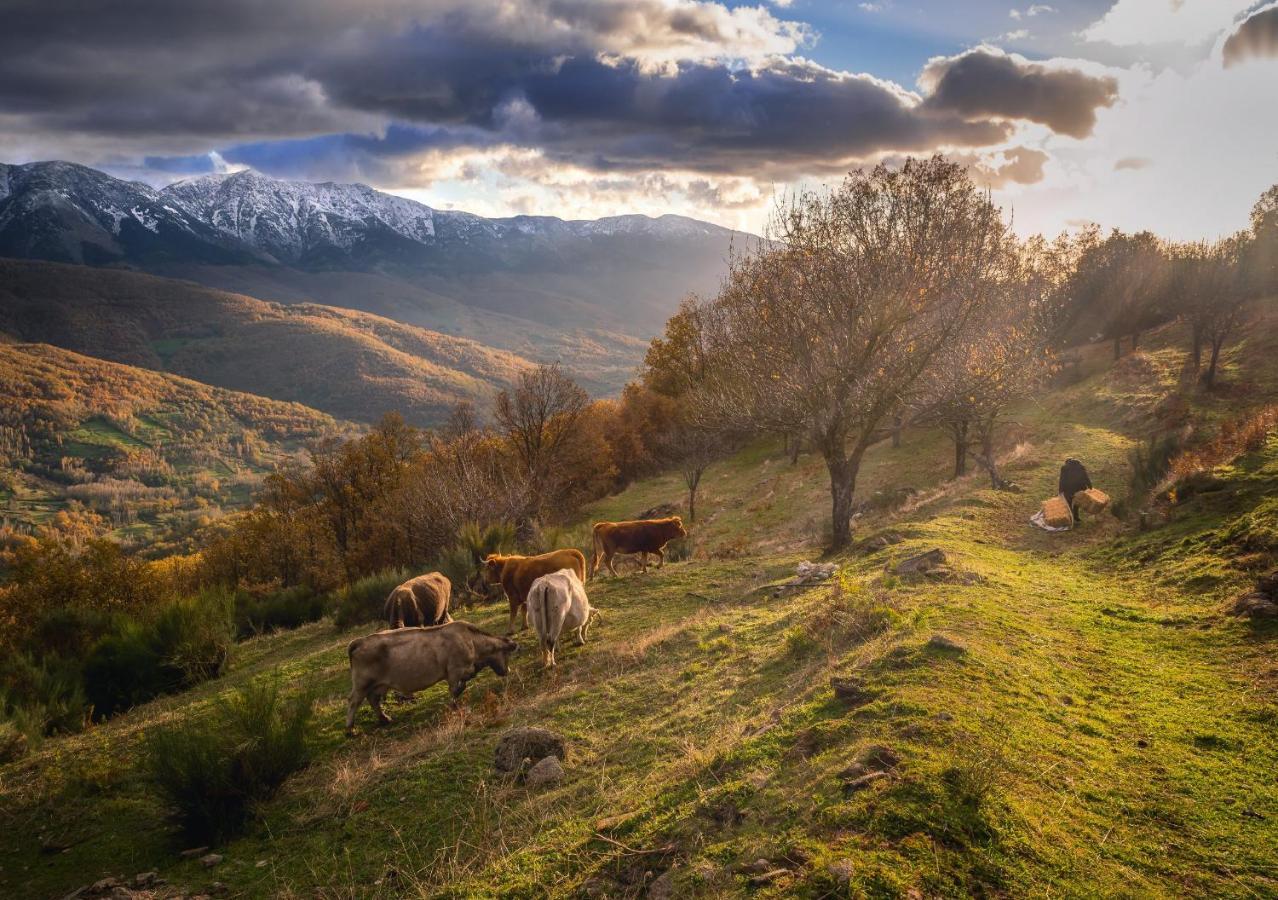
[482,554,507,584]
[487,635,520,676]
[670,516,688,539]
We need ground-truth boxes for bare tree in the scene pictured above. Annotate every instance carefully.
[493,363,590,527]
[1169,236,1251,389]
[695,157,1014,549]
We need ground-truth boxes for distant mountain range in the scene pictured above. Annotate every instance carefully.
[0,161,744,349]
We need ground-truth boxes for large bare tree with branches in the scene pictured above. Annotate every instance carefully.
[693,157,1015,549]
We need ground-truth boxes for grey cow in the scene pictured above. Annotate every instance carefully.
[345,622,518,734]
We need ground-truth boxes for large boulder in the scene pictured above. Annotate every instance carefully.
[525,755,565,787]
[494,727,567,773]
[1231,592,1278,619]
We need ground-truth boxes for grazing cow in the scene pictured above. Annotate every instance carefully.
[384,572,452,629]
[1058,458,1094,523]
[483,548,588,635]
[591,516,687,577]
[345,622,518,734]
[527,568,596,668]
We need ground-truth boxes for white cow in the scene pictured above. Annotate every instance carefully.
[526,568,597,668]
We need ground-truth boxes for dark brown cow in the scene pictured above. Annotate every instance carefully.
[591,516,687,577]
[384,572,452,629]
[483,548,588,635]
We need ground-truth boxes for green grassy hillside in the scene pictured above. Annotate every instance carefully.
[2,319,1277,898]
[0,342,346,553]
[0,259,532,426]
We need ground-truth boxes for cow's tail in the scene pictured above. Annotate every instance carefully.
[589,524,603,579]
[347,637,362,661]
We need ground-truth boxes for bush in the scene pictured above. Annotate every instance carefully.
[1127,429,1188,502]
[333,568,409,629]
[145,676,316,843]
[234,585,327,638]
[0,719,27,763]
[84,591,233,720]
[0,652,89,738]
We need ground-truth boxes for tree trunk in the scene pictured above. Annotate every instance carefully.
[1202,339,1224,389]
[789,435,801,465]
[1190,325,1203,369]
[825,453,855,551]
[684,467,703,522]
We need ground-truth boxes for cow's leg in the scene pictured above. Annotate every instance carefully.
[575,623,586,646]
[606,552,620,577]
[506,601,520,635]
[639,552,649,573]
[655,548,666,569]
[448,668,470,704]
[368,691,392,726]
[345,684,368,733]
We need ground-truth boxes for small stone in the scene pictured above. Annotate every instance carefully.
[648,869,675,899]
[90,877,120,892]
[748,869,791,886]
[179,847,210,860]
[525,755,565,787]
[199,853,223,868]
[926,634,966,654]
[830,676,875,706]
[209,882,229,895]
[255,859,269,868]
[133,871,158,888]
[827,859,854,885]
[843,771,890,793]
[892,549,947,576]
[494,727,566,773]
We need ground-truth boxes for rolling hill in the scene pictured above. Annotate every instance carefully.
[0,258,535,426]
[0,341,346,551]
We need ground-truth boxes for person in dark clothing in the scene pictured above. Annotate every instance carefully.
[1058,458,1093,523]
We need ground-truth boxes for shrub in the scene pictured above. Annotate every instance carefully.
[0,652,89,738]
[1127,429,1188,502]
[1167,404,1278,487]
[83,591,233,720]
[145,676,316,843]
[0,719,27,763]
[234,585,326,638]
[333,568,409,629]
[455,521,515,563]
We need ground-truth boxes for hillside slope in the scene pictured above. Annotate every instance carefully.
[2,321,1277,897]
[0,342,345,551]
[0,259,532,426]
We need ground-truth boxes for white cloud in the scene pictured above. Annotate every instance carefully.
[1082,0,1256,47]
[1009,5,1053,20]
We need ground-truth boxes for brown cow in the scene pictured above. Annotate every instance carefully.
[345,622,518,734]
[591,517,687,577]
[384,572,452,629]
[483,548,588,635]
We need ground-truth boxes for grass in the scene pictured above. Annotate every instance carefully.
[3,317,1278,897]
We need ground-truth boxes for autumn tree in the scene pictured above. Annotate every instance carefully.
[1168,236,1253,389]
[493,363,590,530]
[694,157,1014,549]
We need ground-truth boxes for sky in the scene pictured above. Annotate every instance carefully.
[3,0,1278,239]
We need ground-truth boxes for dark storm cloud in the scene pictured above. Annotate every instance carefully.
[1223,3,1278,67]
[1,0,1113,180]
[920,48,1118,139]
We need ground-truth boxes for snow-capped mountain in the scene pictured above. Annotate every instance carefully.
[0,161,260,265]
[0,160,742,340]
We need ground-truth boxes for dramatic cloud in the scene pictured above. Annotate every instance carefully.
[1082,0,1256,47]
[1223,3,1278,66]
[919,48,1119,139]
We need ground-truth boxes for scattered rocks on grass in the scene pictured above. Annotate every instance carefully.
[525,755,565,787]
[132,872,159,888]
[494,727,566,773]
[891,549,947,577]
[1230,572,1278,618]
[647,870,676,899]
[773,561,838,595]
[925,634,966,654]
[199,853,223,868]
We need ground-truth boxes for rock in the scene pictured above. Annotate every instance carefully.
[926,634,966,654]
[858,531,905,554]
[786,728,822,760]
[1256,571,1278,595]
[1232,592,1278,619]
[830,676,876,706]
[647,870,676,899]
[255,859,269,868]
[827,859,854,886]
[209,882,229,895]
[494,727,566,773]
[738,859,773,875]
[842,771,890,794]
[90,878,120,893]
[525,755,565,787]
[774,561,838,594]
[133,872,158,888]
[860,745,901,770]
[199,853,223,868]
[707,800,744,827]
[179,847,210,860]
[892,549,947,577]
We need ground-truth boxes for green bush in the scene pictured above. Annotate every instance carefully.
[234,586,327,638]
[84,591,233,720]
[1128,429,1188,501]
[145,676,316,843]
[0,652,89,738]
[333,568,409,629]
